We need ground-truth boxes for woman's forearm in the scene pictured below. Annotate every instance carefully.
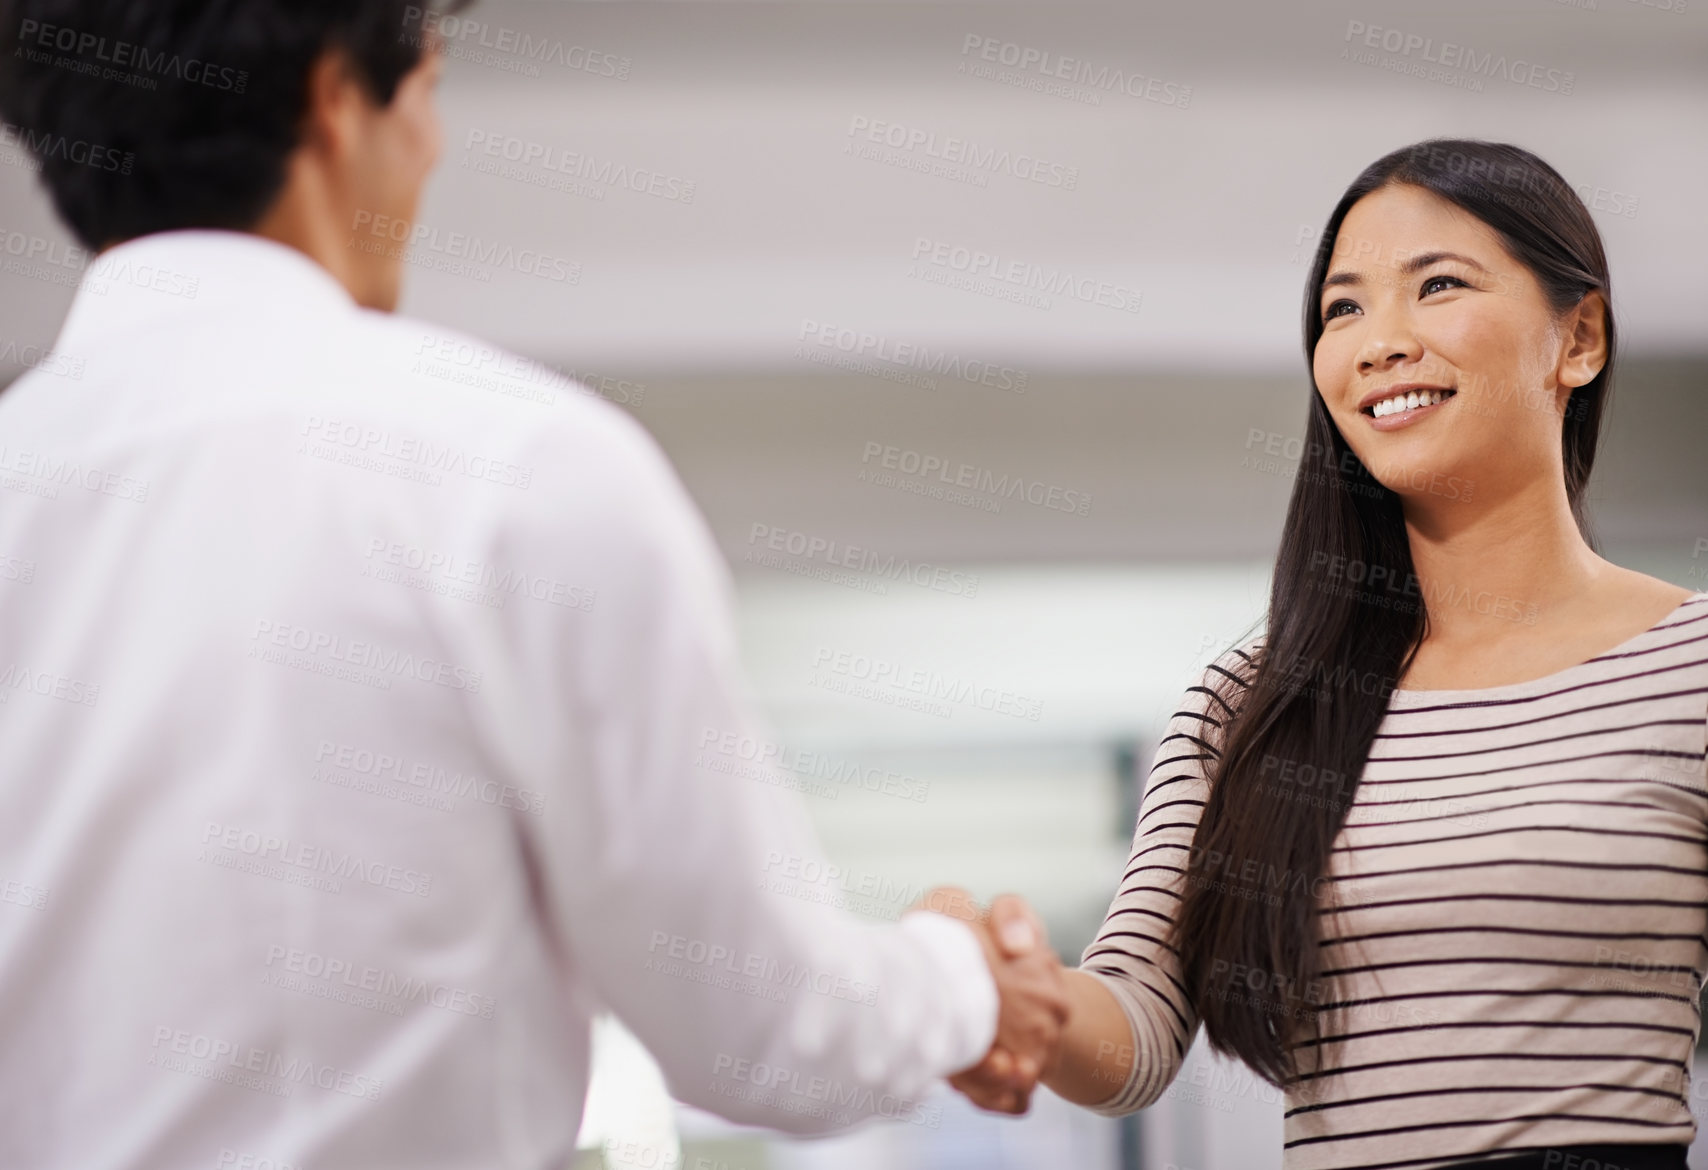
[1043,969,1139,1107]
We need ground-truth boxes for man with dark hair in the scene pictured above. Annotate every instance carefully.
[0,1,469,263]
[0,3,1063,1167]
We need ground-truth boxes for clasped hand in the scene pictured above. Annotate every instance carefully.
[916,886,1068,1115]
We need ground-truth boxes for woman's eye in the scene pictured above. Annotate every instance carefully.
[1322,299,1358,322]
[1421,274,1467,297]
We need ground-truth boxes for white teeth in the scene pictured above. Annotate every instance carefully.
[1371,389,1449,418]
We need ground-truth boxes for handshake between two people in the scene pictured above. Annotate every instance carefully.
[916,885,1071,1116]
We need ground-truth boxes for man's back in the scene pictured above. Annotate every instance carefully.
[0,229,659,1166]
[0,231,999,1169]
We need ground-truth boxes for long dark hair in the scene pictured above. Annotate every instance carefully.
[1171,139,1616,1086]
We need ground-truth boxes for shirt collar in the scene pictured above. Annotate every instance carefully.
[54,229,357,350]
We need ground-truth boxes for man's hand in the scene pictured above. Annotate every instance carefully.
[915,886,1067,1115]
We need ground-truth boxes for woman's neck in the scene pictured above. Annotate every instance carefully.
[1401,475,1604,649]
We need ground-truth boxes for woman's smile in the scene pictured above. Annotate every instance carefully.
[1360,383,1458,430]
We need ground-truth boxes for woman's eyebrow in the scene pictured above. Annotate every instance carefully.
[1322,250,1489,292]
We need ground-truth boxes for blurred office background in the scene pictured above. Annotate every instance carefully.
[3,1,1705,1167]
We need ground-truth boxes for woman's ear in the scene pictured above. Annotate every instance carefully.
[1558,289,1609,391]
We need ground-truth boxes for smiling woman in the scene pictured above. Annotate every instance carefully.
[999,139,1708,1170]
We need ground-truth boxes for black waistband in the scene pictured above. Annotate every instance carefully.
[1445,1145,1688,1170]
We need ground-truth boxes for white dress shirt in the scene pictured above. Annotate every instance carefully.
[0,231,997,1170]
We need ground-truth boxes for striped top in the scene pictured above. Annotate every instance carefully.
[1082,591,1708,1169]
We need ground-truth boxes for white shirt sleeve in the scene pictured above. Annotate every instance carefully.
[494,409,998,1134]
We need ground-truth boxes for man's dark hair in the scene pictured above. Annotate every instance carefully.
[0,0,469,250]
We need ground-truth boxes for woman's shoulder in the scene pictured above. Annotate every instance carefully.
[1172,637,1264,728]
[1597,568,1699,625]
[1206,636,1265,689]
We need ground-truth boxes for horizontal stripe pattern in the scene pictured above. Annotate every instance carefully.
[1082,593,1708,1169]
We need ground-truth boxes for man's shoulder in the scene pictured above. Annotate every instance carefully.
[347,313,630,433]
[246,313,712,604]
[302,311,672,488]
